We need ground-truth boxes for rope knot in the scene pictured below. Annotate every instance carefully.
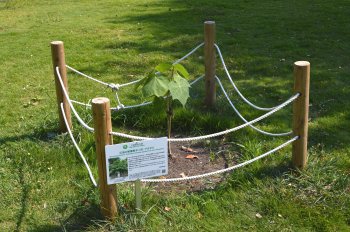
[116,104,125,110]
[108,83,120,91]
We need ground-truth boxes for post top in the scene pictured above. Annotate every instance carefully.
[51,41,63,45]
[294,61,310,67]
[92,97,110,104]
[204,21,215,25]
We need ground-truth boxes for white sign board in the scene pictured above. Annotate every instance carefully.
[105,137,168,184]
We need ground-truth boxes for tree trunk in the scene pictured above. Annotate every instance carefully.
[167,96,173,158]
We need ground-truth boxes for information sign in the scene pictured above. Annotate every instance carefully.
[105,137,168,184]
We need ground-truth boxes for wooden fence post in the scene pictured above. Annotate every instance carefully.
[92,97,118,220]
[204,21,216,107]
[292,61,310,169]
[51,41,72,132]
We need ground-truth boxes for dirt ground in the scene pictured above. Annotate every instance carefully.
[147,140,241,193]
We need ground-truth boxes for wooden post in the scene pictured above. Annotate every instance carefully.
[92,97,117,220]
[51,41,72,132]
[204,21,216,107]
[292,61,310,169]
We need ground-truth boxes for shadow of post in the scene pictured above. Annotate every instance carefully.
[14,161,29,232]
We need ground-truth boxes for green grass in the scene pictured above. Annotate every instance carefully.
[1,0,349,231]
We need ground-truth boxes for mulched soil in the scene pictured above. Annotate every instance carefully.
[147,140,241,193]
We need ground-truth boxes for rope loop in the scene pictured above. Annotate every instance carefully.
[116,104,125,110]
[108,83,120,91]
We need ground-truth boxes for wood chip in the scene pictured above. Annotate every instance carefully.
[181,146,197,153]
[164,207,171,212]
[185,154,199,159]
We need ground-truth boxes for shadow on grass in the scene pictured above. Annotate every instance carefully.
[110,95,245,138]
[14,160,30,232]
[190,159,293,195]
[100,0,350,153]
[28,203,104,232]
[60,203,104,231]
[0,120,65,146]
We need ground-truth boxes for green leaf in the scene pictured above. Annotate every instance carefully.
[142,75,170,97]
[173,63,189,79]
[168,74,190,106]
[155,63,172,73]
[134,71,154,89]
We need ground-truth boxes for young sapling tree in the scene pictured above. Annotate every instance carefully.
[136,63,191,156]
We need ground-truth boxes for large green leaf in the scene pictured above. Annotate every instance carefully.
[155,63,172,73]
[142,75,170,97]
[173,63,189,79]
[168,74,190,106]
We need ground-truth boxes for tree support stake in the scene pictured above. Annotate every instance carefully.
[292,61,310,169]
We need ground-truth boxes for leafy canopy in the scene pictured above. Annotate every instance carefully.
[137,63,191,106]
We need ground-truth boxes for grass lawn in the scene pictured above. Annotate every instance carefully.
[1,0,349,231]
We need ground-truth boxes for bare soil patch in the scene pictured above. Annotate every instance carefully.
[148,140,241,193]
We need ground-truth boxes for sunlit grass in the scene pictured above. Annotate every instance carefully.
[0,0,349,231]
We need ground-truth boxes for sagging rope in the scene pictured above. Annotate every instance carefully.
[56,67,299,185]
[70,75,204,111]
[215,44,287,111]
[173,42,204,65]
[142,136,299,182]
[62,99,298,185]
[109,93,299,142]
[66,42,204,90]
[60,103,98,187]
[216,76,292,137]
[56,67,94,132]
[66,65,114,88]
[71,74,293,137]
[111,74,204,111]
[67,43,288,113]
[57,67,299,142]
[169,93,298,142]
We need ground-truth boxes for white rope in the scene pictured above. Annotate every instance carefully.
[110,131,153,140]
[113,101,152,110]
[189,74,204,86]
[65,65,138,90]
[216,76,292,136]
[118,79,141,88]
[65,42,204,91]
[110,75,204,111]
[61,65,297,142]
[142,136,298,182]
[60,103,98,187]
[71,100,91,108]
[56,67,94,132]
[109,93,299,141]
[115,91,122,105]
[168,93,298,142]
[173,42,204,65]
[66,65,112,87]
[215,44,282,111]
